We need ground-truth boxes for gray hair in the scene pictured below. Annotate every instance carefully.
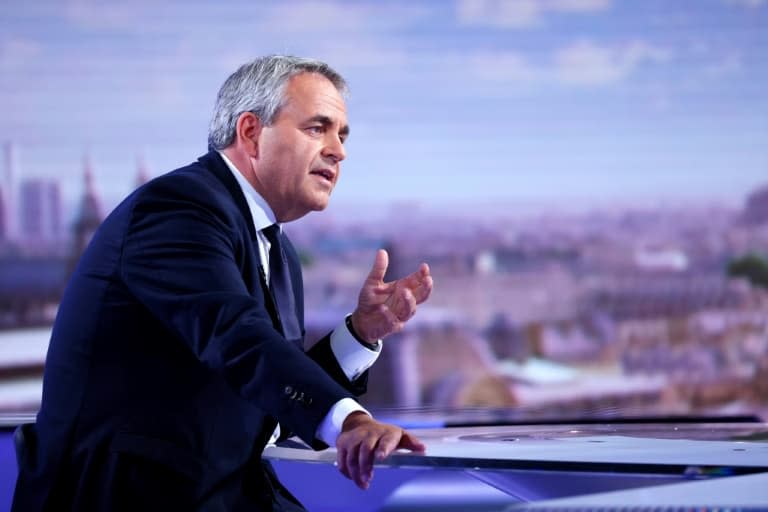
[207,55,348,150]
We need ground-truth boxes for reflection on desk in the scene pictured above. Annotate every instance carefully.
[264,422,768,511]
[506,472,768,511]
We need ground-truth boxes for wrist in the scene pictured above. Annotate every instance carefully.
[346,314,379,349]
[342,411,372,432]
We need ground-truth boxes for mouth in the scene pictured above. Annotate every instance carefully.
[310,168,335,185]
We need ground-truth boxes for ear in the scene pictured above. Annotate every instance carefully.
[234,112,263,158]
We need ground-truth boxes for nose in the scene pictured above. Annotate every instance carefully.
[322,134,346,164]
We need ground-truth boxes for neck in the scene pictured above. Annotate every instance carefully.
[221,147,276,211]
[221,147,253,184]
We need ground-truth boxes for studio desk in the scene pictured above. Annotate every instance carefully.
[265,415,768,511]
[1,413,767,511]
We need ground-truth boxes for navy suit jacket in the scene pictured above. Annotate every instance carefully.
[13,151,367,511]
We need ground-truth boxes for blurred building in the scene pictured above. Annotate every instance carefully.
[0,151,109,329]
[19,179,62,248]
[1,142,17,244]
[361,311,502,408]
[585,275,750,320]
[743,184,768,225]
[67,153,104,276]
[0,256,67,328]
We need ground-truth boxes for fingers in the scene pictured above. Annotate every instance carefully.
[336,443,349,480]
[388,286,417,322]
[337,434,379,489]
[374,429,402,461]
[336,422,425,490]
[373,428,424,460]
[346,439,364,488]
[355,253,432,340]
[365,249,389,284]
[336,418,381,490]
[412,273,433,305]
[370,306,403,340]
[338,434,373,489]
[400,263,429,288]
[357,434,377,489]
[398,431,426,453]
[358,280,418,339]
[399,263,433,304]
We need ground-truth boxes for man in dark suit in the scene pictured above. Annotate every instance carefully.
[13,55,433,511]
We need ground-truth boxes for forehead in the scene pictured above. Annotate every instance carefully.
[280,72,348,124]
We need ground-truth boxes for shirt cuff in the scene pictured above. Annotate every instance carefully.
[330,316,381,381]
[315,398,370,447]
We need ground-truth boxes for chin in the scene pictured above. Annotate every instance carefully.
[290,201,328,220]
[310,194,332,211]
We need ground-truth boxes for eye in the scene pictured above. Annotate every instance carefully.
[306,125,325,135]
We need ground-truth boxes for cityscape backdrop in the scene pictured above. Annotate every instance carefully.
[0,0,767,420]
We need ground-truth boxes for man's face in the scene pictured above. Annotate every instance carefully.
[252,72,349,222]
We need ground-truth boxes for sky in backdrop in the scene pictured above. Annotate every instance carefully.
[1,0,766,218]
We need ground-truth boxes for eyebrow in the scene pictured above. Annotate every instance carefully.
[308,115,350,138]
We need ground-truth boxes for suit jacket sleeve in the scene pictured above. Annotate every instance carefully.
[279,236,370,398]
[119,173,354,447]
[306,334,369,397]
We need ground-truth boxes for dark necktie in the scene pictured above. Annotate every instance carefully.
[261,224,301,341]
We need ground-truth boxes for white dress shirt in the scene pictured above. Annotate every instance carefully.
[218,151,380,446]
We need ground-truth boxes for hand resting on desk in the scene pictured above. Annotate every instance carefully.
[335,411,426,490]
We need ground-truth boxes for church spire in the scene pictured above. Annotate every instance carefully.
[79,150,102,225]
[68,150,104,276]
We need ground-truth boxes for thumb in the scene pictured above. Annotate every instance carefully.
[366,249,389,283]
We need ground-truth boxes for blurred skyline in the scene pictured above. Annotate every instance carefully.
[1,0,767,217]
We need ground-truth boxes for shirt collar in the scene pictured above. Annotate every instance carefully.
[218,150,278,233]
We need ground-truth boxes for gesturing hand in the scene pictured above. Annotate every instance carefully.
[350,249,433,342]
[336,412,425,490]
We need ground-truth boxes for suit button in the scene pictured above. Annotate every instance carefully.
[284,386,293,396]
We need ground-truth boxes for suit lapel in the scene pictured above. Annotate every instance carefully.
[197,150,257,240]
[196,150,303,346]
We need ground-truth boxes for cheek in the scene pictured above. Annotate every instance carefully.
[270,140,318,191]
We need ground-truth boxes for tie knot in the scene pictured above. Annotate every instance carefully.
[262,224,281,245]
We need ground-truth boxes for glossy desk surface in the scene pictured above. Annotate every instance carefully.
[506,472,768,509]
[265,421,768,509]
[266,422,768,473]
[2,414,767,510]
